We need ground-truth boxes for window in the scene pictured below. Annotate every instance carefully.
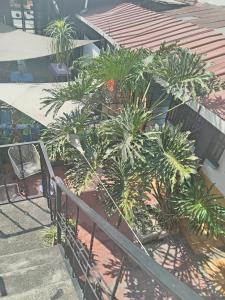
[10,0,34,32]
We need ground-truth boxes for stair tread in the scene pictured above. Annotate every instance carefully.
[0,198,51,238]
[0,246,62,274]
[2,279,80,300]
[0,260,73,296]
[0,199,81,299]
[0,229,48,256]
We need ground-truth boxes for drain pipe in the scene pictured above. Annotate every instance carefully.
[81,0,89,13]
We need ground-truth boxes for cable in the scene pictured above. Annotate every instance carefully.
[46,133,149,255]
[75,145,149,256]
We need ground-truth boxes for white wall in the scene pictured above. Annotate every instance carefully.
[83,35,100,58]
[198,0,225,6]
[202,153,225,195]
[188,101,225,195]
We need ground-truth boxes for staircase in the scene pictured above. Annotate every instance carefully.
[0,198,80,299]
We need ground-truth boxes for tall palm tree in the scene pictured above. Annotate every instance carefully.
[45,17,75,75]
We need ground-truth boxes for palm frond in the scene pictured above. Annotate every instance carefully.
[41,108,91,160]
[148,125,198,187]
[173,176,225,236]
[45,17,75,66]
[100,105,153,165]
[153,46,224,102]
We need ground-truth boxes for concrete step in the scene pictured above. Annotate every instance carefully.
[2,280,79,300]
[0,229,48,256]
[0,260,74,296]
[0,198,51,238]
[0,246,62,274]
[0,199,81,299]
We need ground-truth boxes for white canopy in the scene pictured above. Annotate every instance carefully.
[0,83,82,126]
[0,23,97,61]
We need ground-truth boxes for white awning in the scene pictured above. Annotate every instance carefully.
[0,23,97,61]
[0,83,82,126]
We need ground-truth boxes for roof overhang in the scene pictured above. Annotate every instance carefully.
[0,23,97,61]
[0,83,82,126]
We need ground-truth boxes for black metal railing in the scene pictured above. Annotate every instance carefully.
[0,141,203,299]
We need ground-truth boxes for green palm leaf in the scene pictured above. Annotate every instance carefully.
[153,46,223,102]
[100,105,153,165]
[45,17,75,66]
[173,177,225,236]
[41,108,91,160]
[148,125,198,187]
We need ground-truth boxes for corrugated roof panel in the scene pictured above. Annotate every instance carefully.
[83,2,225,121]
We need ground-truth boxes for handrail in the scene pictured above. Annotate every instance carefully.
[54,176,202,300]
[0,141,203,299]
[39,141,55,179]
[0,141,40,149]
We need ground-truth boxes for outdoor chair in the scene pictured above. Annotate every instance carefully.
[0,183,24,203]
[8,144,41,179]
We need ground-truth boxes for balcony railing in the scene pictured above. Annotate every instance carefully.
[0,141,203,300]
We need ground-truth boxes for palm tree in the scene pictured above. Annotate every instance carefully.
[45,17,75,78]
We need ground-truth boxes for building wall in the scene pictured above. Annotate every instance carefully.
[0,0,13,25]
[202,149,225,196]
[83,35,100,57]
[188,101,225,196]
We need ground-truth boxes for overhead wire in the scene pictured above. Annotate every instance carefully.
[73,143,150,256]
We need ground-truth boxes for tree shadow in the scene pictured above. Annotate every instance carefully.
[145,234,223,298]
[103,257,177,300]
[204,93,225,121]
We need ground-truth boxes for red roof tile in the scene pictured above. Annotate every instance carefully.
[83,3,225,122]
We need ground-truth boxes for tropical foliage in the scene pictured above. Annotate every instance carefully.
[99,105,153,165]
[98,158,150,223]
[41,108,90,161]
[41,219,76,246]
[173,177,225,236]
[41,43,225,238]
[45,17,75,68]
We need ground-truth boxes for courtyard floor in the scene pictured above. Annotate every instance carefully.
[2,163,225,299]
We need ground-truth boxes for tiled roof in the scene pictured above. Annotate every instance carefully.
[83,2,225,122]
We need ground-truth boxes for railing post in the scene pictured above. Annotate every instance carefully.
[38,144,48,199]
[4,180,11,203]
[56,185,62,244]
[18,145,28,199]
[110,256,125,299]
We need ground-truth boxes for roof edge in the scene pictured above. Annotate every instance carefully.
[75,13,120,49]
[188,100,225,135]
